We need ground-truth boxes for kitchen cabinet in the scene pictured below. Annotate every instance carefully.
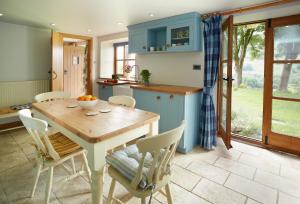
[128,29,148,54]
[99,85,113,101]
[128,12,202,54]
[133,89,202,153]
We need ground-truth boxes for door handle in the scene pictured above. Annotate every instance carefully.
[52,71,57,80]
[222,77,235,81]
[64,70,68,74]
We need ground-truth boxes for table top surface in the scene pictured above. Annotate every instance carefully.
[32,99,160,143]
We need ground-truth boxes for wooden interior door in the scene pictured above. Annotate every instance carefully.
[51,31,64,91]
[264,14,300,155]
[218,15,234,149]
[63,44,86,98]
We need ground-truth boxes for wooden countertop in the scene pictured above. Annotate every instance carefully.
[32,99,160,143]
[130,84,202,95]
[97,79,138,86]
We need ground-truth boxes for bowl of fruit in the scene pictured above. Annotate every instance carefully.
[77,95,98,109]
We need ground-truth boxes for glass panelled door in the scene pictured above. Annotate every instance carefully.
[264,15,300,154]
[218,16,233,149]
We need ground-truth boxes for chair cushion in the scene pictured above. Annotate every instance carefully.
[106,144,153,189]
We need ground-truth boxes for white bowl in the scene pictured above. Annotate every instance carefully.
[78,99,98,110]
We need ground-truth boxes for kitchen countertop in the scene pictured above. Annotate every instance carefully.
[96,79,137,86]
[97,79,202,95]
[130,84,202,95]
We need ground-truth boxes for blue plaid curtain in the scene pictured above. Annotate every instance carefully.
[200,16,222,150]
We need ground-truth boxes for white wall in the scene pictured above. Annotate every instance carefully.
[100,41,115,78]
[0,21,51,81]
[136,52,204,87]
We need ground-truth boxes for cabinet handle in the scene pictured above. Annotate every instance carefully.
[102,85,106,88]
[170,94,174,99]
[142,46,147,50]
[166,44,171,48]
[156,96,160,100]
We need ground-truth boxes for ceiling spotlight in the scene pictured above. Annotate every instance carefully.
[87,29,92,33]
[0,13,3,17]
[117,22,123,26]
[149,13,155,17]
[50,23,56,26]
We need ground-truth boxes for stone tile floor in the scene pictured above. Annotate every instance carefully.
[1,128,300,204]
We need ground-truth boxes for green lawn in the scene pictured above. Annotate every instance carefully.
[232,88,300,140]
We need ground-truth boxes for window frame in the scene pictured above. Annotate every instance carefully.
[113,42,135,77]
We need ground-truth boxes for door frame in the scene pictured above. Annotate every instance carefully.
[264,14,300,155]
[230,19,267,146]
[51,32,93,94]
[217,15,233,149]
[217,15,300,156]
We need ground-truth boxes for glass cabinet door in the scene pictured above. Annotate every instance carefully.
[167,23,194,51]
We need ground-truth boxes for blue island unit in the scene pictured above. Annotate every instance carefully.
[132,85,202,153]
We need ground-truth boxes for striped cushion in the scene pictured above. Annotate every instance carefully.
[106,144,153,189]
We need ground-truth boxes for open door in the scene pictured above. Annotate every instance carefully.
[217,15,233,149]
[264,14,300,155]
[51,31,64,91]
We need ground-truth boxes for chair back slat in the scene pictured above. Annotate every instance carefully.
[108,95,136,108]
[35,91,70,102]
[146,151,160,184]
[131,153,146,188]
[132,121,185,189]
[18,109,60,160]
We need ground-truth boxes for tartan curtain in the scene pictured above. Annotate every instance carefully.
[200,16,222,150]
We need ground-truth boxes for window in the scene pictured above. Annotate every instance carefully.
[114,42,136,79]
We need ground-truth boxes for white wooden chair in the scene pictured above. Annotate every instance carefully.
[34,91,70,102]
[108,95,136,108]
[106,121,185,204]
[18,109,91,204]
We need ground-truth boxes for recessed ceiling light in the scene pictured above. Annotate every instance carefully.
[0,13,3,17]
[149,13,155,17]
[50,23,56,26]
[87,29,92,33]
[117,22,123,26]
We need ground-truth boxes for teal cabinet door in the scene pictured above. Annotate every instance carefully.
[128,29,147,54]
[99,85,113,101]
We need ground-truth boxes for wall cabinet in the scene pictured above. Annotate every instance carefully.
[133,89,202,153]
[99,85,113,101]
[128,12,202,54]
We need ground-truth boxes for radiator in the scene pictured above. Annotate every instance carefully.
[0,80,50,108]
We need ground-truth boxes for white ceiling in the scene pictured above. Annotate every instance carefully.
[0,0,298,36]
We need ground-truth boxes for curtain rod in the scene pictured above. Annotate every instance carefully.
[201,0,299,19]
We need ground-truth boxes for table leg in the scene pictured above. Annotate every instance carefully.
[147,120,159,137]
[90,169,104,204]
[87,143,106,204]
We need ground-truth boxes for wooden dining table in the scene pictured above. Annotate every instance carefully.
[32,99,160,204]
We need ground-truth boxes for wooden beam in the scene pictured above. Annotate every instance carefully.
[202,0,299,18]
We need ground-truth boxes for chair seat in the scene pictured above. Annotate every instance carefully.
[34,132,82,160]
[106,144,153,189]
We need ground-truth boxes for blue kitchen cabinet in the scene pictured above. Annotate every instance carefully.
[99,85,113,101]
[128,12,202,53]
[128,29,148,54]
[133,89,202,153]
